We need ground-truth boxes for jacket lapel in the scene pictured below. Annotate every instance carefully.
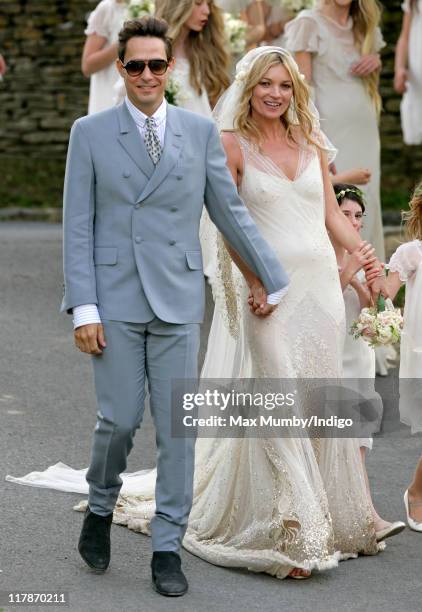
[116,102,155,179]
[137,104,183,203]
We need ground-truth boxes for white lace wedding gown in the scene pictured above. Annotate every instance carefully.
[7,132,380,577]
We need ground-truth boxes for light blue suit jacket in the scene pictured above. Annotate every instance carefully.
[62,102,288,324]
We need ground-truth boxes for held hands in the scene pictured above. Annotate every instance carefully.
[350,54,381,77]
[247,282,277,317]
[365,262,388,299]
[345,242,377,277]
[74,323,107,355]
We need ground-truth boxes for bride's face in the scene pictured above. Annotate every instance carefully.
[250,63,293,122]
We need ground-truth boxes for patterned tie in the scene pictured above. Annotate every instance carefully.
[144,116,162,165]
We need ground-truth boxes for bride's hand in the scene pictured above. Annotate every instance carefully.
[248,284,276,317]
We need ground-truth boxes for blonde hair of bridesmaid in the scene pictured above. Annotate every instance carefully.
[155,0,230,106]
[402,182,422,241]
[233,51,323,150]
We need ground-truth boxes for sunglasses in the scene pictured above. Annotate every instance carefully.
[121,59,169,77]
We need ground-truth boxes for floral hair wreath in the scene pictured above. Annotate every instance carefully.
[335,187,366,204]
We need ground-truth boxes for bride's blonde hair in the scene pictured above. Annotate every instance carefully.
[155,0,230,106]
[234,52,321,149]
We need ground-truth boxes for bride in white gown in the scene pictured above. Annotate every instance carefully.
[8,47,383,578]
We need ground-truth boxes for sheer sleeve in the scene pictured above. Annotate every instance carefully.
[401,0,411,13]
[388,241,422,282]
[85,0,113,39]
[373,26,386,53]
[284,12,325,55]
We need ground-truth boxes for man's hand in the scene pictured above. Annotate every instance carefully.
[74,323,106,355]
[247,283,277,317]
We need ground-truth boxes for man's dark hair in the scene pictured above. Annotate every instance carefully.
[118,17,173,62]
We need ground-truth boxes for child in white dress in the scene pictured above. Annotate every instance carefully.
[394,0,422,145]
[385,182,422,531]
[331,183,405,542]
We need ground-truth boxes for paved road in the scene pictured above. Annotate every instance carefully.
[1,223,421,612]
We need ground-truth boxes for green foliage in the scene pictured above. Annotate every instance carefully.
[0,157,65,208]
[381,187,410,212]
[394,284,406,310]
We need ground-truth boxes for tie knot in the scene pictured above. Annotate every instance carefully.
[145,116,156,128]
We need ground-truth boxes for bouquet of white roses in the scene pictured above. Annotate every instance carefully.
[126,0,155,19]
[280,0,315,13]
[165,75,188,106]
[350,296,403,348]
[223,13,247,56]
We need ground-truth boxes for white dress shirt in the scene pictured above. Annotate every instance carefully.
[72,97,286,329]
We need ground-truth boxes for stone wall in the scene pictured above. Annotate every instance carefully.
[0,0,420,206]
[0,0,95,156]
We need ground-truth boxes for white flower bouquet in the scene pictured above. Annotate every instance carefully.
[165,75,184,106]
[350,296,403,348]
[126,0,155,19]
[223,13,247,56]
[280,0,315,13]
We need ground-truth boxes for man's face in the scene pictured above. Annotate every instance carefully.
[117,36,174,114]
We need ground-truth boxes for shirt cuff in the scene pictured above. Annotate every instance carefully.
[73,304,101,329]
[267,285,289,305]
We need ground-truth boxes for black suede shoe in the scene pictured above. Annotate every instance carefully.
[151,551,188,597]
[78,508,113,572]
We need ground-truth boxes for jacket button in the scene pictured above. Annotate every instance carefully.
[176,176,182,180]
[134,203,140,209]
[169,240,176,246]
[135,236,141,244]
[123,171,131,178]
[170,206,178,212]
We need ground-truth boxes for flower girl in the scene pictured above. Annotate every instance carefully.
[331,183,405,542]
[385,182,422,531]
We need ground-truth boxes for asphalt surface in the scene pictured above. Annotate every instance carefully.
[1,222,421,612]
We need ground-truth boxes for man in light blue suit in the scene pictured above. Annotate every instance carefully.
[62,17,288,596]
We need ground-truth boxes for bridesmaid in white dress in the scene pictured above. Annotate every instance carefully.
[394,0,422,145]
[331,183,405,543]
[156,0,231,281]
[82,0,128,114]
[384,183,422,531]
[284,0,386,261]
[8,47,385,580]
